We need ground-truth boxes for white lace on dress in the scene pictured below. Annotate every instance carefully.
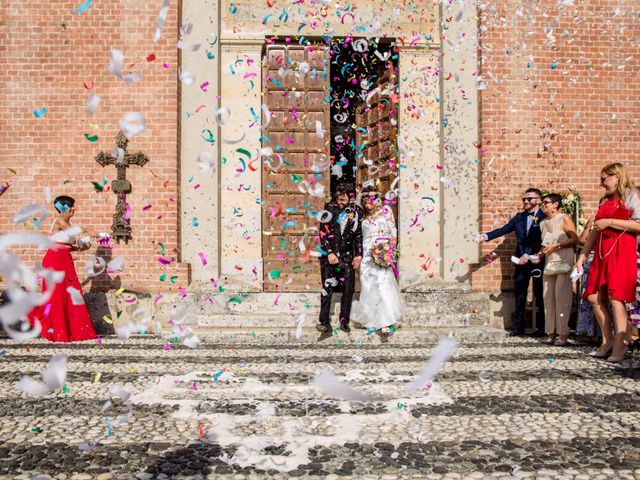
[351,207,406,329]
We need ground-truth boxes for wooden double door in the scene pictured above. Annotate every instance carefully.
[261,42,398,292]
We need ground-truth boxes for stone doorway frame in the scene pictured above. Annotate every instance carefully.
[178,0,481,295]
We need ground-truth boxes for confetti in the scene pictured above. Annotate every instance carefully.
[153,0,171,43]
[75,0,92,13]
[33,108,47,118]
[17,355,67,397]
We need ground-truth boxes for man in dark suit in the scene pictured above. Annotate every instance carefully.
[478,188,546,336]
[316,182,363,334]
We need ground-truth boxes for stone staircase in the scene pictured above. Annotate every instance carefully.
[85,281,495,336]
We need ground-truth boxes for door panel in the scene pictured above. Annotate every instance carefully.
[262,43,330,292]
[355,60,399,222]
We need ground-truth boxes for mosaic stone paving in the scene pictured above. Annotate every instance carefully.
[1,332,640,480]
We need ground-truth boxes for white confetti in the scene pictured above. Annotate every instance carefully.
[406,337,458,393]
[153,0,171,43]
[87,92,100,116]
[107,256,125,272]
[12,204,47,225]
[197,151,216,172]
[312,369,385,402]
[295,314,306,339]
[178,67,196,85]
[109,384,132,402]
[118,112,146,138]
[107,49,142,83]
[176,40,201,52]
[17,355,67,397]
[66,287,85,305]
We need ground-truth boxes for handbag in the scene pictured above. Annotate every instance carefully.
[544,260,571,275]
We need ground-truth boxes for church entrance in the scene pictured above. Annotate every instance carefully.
[261,38,399,293]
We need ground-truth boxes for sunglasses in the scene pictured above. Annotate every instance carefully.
[600,174,614,184]
[522,197,539,203]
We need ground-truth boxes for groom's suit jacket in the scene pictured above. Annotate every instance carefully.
[486,209,546,257]
[319,201,363,266]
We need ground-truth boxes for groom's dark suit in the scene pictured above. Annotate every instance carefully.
[318,200,363,327]
[487,208,546,335]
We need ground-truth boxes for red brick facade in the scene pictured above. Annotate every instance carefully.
[0,1,188,293]
[472,0,640,292]
[0,1,638,294]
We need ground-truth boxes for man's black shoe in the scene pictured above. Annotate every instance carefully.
[507,331,525,337]
[339,322,351,333]
[316,324,331,334]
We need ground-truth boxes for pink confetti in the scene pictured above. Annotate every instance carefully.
[198,252,208,266]
[123,202,132,220]
[274,293,281,305]
[124,297,138,304]
[143,204,152,211]
[200,81,209,91]
[43,303,51,317]
[153,294,164,303]
[158,256,174,265]
[163,63,170,69]
[178,287,187,297]
[163,344,172,351]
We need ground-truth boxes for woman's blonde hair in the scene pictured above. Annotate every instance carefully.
[601,162,635,202]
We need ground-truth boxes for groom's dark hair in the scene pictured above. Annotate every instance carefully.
[335,182,354,198]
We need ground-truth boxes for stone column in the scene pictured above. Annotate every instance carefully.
[218,38,263,290]
[441,0,481,281]
[397,44,444,290]
[180,0,221,288]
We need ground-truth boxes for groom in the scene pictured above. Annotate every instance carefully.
[316,182,363,334]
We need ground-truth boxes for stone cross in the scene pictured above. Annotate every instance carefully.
[95,130,149,243]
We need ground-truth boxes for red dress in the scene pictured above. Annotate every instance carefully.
[29,242,97,342]
[583,196,638,302]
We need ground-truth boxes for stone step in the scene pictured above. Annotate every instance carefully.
[189,326,507,343]
[194,312,479,329]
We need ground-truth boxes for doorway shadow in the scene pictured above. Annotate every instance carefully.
[82,246,121,336]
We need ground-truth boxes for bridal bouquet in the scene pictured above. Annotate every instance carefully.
[370,241,398,269]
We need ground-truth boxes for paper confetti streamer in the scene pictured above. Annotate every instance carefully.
[311,369,385,402]
[153,0,171,42]
[17,355,67,397]
[75,0,93,13]
[406,337,459,393]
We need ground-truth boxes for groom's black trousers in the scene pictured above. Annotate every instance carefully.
[319,262,356,326]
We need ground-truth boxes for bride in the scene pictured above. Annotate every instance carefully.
[352,185,406,332]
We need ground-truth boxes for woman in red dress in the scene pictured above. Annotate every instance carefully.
[575,163,640,362]
[29,196,97,342]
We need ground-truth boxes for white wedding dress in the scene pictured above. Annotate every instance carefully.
[352,208,406,329]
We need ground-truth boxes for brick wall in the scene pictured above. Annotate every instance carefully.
[472,0,640,292]
[0,1,188,293]
[1,1,638,296]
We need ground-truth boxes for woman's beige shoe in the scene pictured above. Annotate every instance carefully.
[589,345,613,358]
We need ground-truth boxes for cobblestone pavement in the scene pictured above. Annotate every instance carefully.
[1,331,640,480]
